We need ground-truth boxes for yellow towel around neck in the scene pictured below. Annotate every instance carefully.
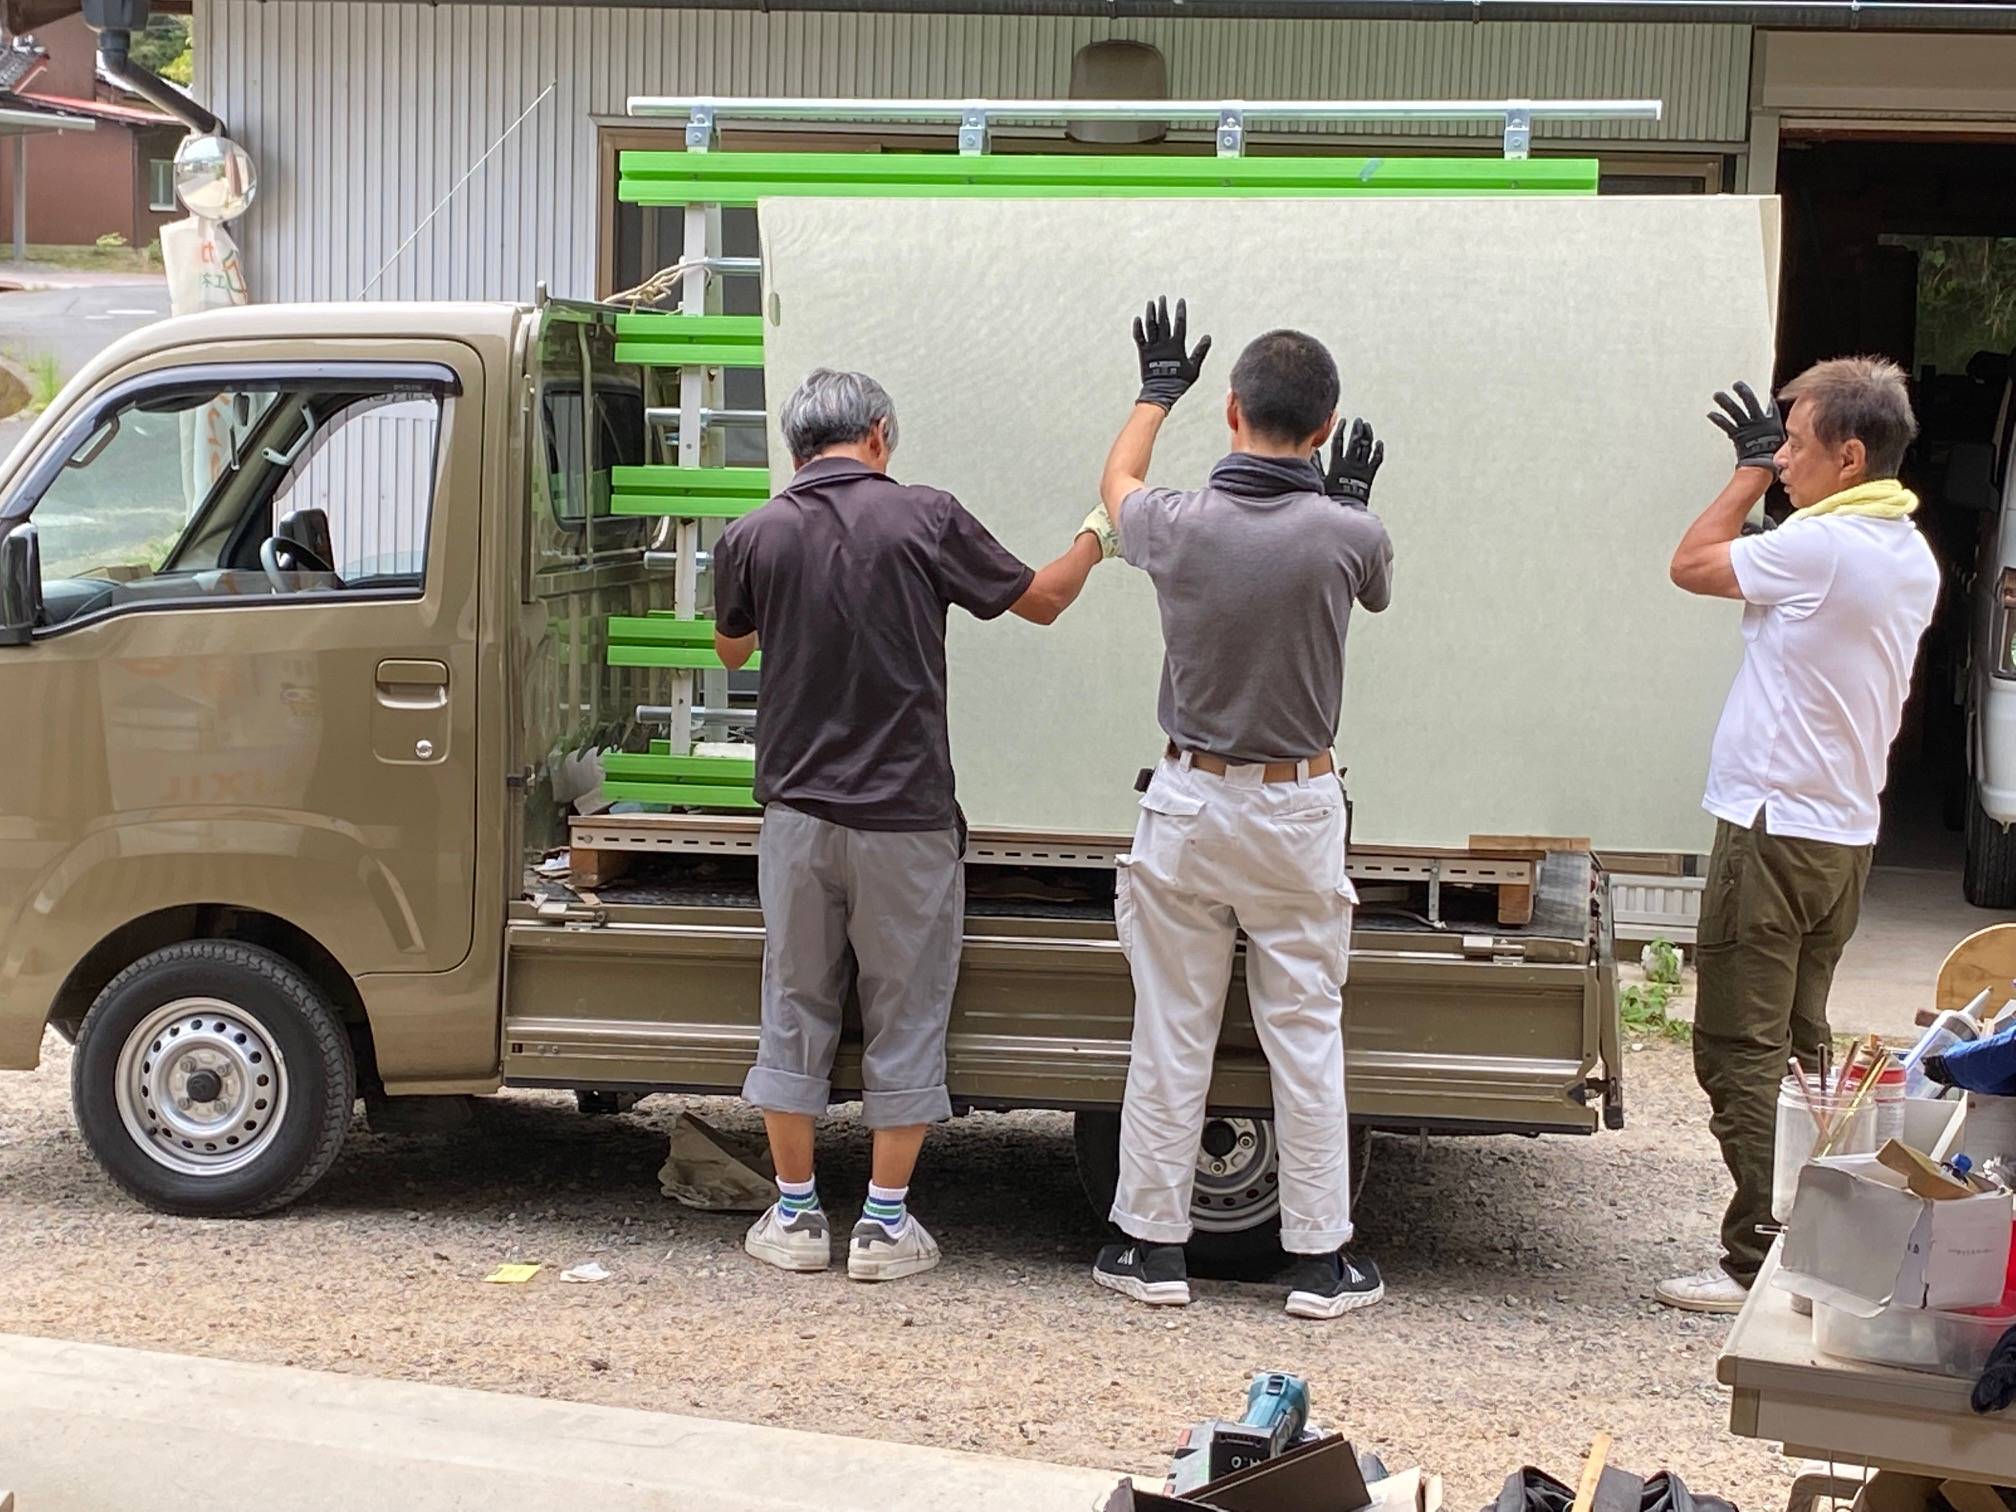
[1789,478,1919,521]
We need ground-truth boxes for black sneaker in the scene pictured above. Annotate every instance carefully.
[1093,1240,1191,1307]
[1284,1250,1384,1319]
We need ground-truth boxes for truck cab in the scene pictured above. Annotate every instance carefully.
[0,299,1621,1267]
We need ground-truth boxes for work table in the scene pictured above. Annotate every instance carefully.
[1718,1245,2016,1484]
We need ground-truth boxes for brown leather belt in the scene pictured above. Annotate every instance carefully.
[1165,741,1336,784]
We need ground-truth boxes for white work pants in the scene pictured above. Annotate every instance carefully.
[1110,755,1356,1254]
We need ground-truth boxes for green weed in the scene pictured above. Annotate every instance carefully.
[23,351,59,411]
[1622,937,1691,1043]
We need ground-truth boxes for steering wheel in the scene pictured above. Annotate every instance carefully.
[260,535,342,593]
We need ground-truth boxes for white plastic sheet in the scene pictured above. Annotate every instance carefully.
[759,195,1780,849]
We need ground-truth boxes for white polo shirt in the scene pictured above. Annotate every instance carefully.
[1703,513,1939,847]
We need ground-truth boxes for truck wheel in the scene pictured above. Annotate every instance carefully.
[71,942,355,1217]
[1965,781,2016,908]
[1072,1110,1373,1280]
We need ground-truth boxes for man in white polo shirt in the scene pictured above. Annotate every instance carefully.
[1660,357,1939,1313]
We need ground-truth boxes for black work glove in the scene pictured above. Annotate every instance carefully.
[1133,295,1213,411]
[1709,381,1785,472]
[1320,418,1384,507]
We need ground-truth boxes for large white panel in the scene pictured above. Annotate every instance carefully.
[759,194,1779,850]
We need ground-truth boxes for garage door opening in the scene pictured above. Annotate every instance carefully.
[1774,135,2016,1017]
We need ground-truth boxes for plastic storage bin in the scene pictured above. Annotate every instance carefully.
[1815,1295,2016,1379]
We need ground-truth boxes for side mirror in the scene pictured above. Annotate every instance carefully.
[0,525,43,646]
[1946,443,2001,514]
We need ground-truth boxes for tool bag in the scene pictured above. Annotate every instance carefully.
[1486,1465,1739,1512]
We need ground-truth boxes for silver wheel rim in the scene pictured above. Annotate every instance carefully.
[114,997,289,1176]
[1189,1117,1281,1234]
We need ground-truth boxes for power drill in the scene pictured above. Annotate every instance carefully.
[1167,1371,1314,1495]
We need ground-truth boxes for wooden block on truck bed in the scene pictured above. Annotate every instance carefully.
[1466,838,1589,926]
[567,838,630,890]
[1467,834,1592,855]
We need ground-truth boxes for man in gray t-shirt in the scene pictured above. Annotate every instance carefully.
[1082,298,1394,1321]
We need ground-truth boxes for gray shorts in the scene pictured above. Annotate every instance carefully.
[741,804,963,1128]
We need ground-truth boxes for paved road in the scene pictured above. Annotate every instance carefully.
[4,1333,1124,1512]
[1,278,169,385]
[0,278,168,458]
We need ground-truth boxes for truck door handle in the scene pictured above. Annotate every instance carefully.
[376,658,449,708]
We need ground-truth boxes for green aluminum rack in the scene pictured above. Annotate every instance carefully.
[602,750,761,810]
[608,615,763,671]
[614,311,765,368]
[607,94,1637,815]
[610,464,772,520]
[617,149,1598,206]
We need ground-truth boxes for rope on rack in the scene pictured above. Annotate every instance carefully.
[608,259,710,310]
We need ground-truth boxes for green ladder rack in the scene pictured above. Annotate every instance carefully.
[614,311,765,368]
[612,465,772,520]
[617,149,1598,205]
[609,616,763,671]
[609,93,1642,816]
[602,750,761,810]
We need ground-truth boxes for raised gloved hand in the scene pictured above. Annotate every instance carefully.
[1709,382,1785,472]
[1134,295,1213,411]
[1321,418,1384,507]
[1078,502,1118,560]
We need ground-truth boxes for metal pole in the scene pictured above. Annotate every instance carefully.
[629,95,1660,158]
[11,137,26,266]
[670,199,709,757]
[629,96,1663,128]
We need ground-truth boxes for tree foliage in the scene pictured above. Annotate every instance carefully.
[127,15,192,85]
[1889,235,2016,374]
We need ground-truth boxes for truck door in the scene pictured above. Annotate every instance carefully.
[0,349,485,1010]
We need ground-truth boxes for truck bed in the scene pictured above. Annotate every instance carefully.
[503,847,1619,1136]
[558,850,1596,943]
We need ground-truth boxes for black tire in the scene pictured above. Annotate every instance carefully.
[1072,1109,1373,1280]
[71,941,355,1217]
[1965,781,2016,908]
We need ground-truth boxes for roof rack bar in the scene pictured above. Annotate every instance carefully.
[635,95,1662,158]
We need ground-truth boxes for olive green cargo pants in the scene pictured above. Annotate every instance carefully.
[1693,818,1873,1284]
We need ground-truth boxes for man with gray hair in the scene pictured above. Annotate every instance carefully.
[713,367,1105,1283]
[1662,356,1938,1312]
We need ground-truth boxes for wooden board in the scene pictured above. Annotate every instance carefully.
[1934,923,2016,1016]
[1468,834,1592,854]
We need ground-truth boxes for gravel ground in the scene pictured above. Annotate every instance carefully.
[0,1032,1786,1508]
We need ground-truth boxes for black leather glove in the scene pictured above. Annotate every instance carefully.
[1320,418,1384,507]
[1133,295,1213,411]
[1709,381,1785,472]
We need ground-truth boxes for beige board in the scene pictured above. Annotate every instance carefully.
[758,195,1780,849]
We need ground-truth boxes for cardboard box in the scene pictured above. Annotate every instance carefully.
[1851,1472,1943,1512]
[1938,1481,2016,1512]
[1779,1154,2014,1315]
[1103,1437,1438,1512]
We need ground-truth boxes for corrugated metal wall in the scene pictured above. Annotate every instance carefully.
[195,1,1752,303]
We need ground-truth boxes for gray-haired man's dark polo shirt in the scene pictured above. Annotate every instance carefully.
[713,457,1034,832]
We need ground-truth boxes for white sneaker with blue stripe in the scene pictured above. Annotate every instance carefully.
[745,1201,831,1272]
